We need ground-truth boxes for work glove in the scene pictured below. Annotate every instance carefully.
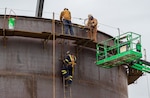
[92,23,95,27]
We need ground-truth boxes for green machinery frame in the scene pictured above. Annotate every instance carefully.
[96,32,150,73]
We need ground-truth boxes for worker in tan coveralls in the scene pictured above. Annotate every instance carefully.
[86,14,98,42]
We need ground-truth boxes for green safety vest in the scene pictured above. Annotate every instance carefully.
[136,43,141,52]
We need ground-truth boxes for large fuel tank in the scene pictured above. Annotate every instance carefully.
[0,15,128,98]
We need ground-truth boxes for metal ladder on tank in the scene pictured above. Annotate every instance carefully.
[61,40,72,98]
[63,77,72,98]
[61,24,72,98]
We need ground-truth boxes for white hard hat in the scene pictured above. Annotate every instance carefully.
[88,14,93,18]
[64,8,68,10]
[66,51,70,54]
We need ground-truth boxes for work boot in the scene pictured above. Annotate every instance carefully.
[67,75,73,85]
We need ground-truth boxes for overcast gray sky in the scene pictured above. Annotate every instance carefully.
[0,0,150,98]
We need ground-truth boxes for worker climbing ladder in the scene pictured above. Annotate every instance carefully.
[96,32,150,73]
[61,55,73,98]
[62,52,76,98]
[61,51,73,98]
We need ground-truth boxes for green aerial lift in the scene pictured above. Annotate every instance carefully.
[96,32,150,73]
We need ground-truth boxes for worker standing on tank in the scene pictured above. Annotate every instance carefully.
[60,8,74,35]
[61,51,76,86]
[86,14,98,42]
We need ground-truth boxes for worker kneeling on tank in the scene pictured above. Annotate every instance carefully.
[61,51,76,86]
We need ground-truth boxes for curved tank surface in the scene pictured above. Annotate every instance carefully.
[0,15,131,98]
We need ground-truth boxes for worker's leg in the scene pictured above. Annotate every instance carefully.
[88,28,92,39]
[61,64,69,78]
[68,65,73,76]
[92,28,97,42]
[68,21,74,35]
[67,65,73,84]
[63,19,69,34]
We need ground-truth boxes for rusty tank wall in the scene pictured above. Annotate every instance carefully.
[0,15,128,98]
